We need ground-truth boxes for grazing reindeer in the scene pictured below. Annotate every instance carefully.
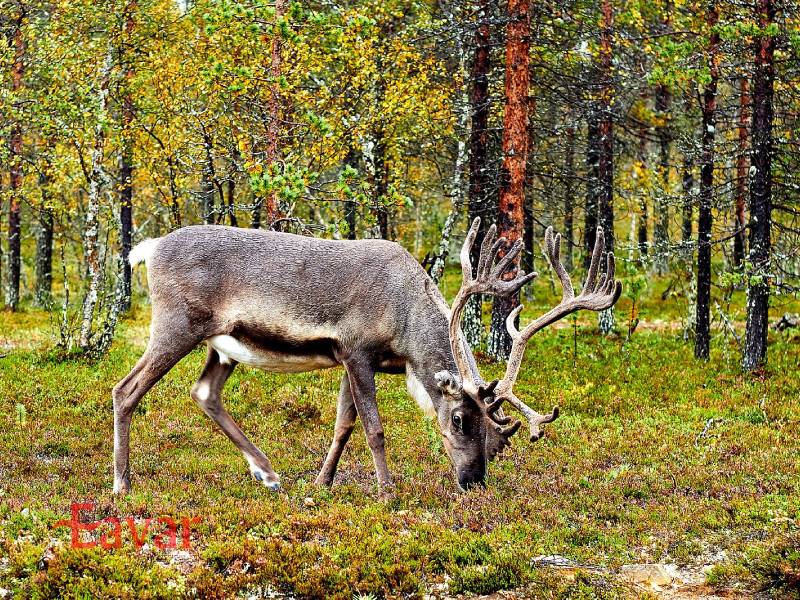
[114,218,620,494]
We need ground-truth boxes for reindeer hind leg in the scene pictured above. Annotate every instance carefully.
[191,345,281,491]
[113,314,202,494]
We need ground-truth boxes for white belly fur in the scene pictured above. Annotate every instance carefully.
[208,334,337,373]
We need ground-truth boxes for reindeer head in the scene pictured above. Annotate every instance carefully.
[438,218,622,490]
[430,370,505,489]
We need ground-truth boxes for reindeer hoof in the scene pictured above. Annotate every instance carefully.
[252,469,281,491]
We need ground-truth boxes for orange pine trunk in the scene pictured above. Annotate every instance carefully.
[488,0,531,359]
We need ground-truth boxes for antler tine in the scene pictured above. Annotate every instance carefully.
[545,227,574,302]
[446,218,483,386]
[491,225,621,443]
[475,224,500,281]
[446,218,540,389]
[459,217,482,281]
[584,226,605,293]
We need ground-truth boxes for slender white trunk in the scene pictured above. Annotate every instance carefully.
[79,49,113,350]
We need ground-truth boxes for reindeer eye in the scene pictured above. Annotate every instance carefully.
[452,413,463,432]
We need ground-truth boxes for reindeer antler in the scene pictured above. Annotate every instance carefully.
[447,218,537,393]
[493,226,622,441]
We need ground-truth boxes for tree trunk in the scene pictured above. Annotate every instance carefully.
[166,155,182,229]
[694,5,719,360]
[251,0,285,229]
[201,132,216,224]
[120,144,133,311]
[522,92,537,276]
[6,16,25,311]
[35,170,54,307]
[226,166,238,227]
[429,5,471,284]
[597,0,615,334]
[563,120,575,271]
[343,148,359,240]
[653,83,671,274]
[118,0,136,312]
[681,92,695,245]
[652,3,673,274]
[733,77,750,267]
[488,0,531,360]
[681,157,694,243]
[637,121,649,257]
[743,0,775,371]
[79,49,113,351]
[463,0,492,349]
[584,105,599,269]
[430,72,470,283]
[373,128,390,239]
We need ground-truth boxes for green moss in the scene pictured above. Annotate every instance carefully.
[449,554,527,595]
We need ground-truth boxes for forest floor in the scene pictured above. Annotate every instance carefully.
[1,271,799,599]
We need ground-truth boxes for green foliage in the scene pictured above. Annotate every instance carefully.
[448,554,526,595]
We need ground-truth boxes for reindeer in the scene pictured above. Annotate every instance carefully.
[114,218,620,495]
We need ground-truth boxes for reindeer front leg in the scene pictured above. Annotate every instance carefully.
[315,373,357,487]
[342,355,393,493]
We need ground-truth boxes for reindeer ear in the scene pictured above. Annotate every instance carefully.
[434,371,462,396]
[477,379,499,400]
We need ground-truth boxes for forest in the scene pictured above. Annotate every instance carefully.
[1,0,799,598]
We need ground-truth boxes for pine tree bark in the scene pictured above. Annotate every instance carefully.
[563,120,576,271]
[597,0,615,334]
[733,77,750,267]
[584,105,599,269]
[694,4,719,360]
[6,13,25,311]
[488,0,531,360]
[743,0,775,371]
[463,0,492,348]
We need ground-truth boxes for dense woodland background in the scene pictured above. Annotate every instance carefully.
[0,0,798,369]
[3,2,800,597]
